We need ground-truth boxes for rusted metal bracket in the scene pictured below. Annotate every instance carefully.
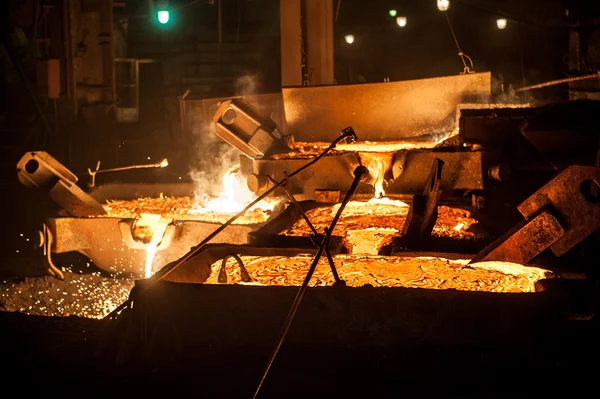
[17,151,106,217]
[469,165,600,265]
[38,223,65,280]
[401,158,444,244]
[468,210,565,265]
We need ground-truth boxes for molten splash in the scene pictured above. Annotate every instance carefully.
[199,165,256,213]
[190,165,279,218]
[357,152,394,198]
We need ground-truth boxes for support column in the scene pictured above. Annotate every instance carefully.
[305,0,334,85]
[280,0,303,87]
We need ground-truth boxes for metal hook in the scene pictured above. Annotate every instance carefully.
[218,253,252,284]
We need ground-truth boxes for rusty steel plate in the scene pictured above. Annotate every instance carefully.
[470,210,565,265]
[518,165,600,257]
[386,150,487,194]
[282,72,491,142]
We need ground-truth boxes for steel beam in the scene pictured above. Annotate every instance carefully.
[305,0,334,86]
[280,0,303,87]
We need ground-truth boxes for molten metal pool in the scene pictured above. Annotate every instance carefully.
[206,254,551,293]
[283,198,482,254]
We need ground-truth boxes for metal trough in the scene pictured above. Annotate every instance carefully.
[44,183,269,278]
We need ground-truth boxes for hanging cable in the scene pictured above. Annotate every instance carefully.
[443,11,475,74]
[335,0,342,22]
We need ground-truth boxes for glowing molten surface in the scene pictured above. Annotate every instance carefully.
[102,196,277,225]
[273,138,454,160]
[102,166,280,225]
[284,198,482,254]
[207,255,551,293]
[344,228,398,255]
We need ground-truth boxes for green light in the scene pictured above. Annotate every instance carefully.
[389,9,397,17]
[157,10,170,24]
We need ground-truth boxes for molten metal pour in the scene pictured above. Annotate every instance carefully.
[132,214,172,278]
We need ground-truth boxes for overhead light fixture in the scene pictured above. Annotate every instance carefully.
[496,18,507,30]
[344,34,355,44]
[389,9,397,17]
[157,10,170,24]
[437,0,450,11]
[396,16,407,27]
[155,0,170,24]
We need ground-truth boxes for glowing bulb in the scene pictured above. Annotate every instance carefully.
[496,18,507,29]
[345,34,355,44]
[160,158,168,167]
[389,9,397,17]
[437,0,450,11]
[157,10,170,24]
[396,16,407,27]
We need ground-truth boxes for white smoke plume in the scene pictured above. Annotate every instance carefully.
[187,116,242,202]
[187,73,263,205]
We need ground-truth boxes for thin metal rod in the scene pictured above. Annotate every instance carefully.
[444,11,462,54]
[516,72,600,92]
[87,159,169,187]
[93,159,168,174]
[266,175,318,237]
[334,0,342,22]
[443,11,473,73]
[267,175,341,283]
[323,245,341,283]
[252,166,368,399]
[105,130,356,319]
